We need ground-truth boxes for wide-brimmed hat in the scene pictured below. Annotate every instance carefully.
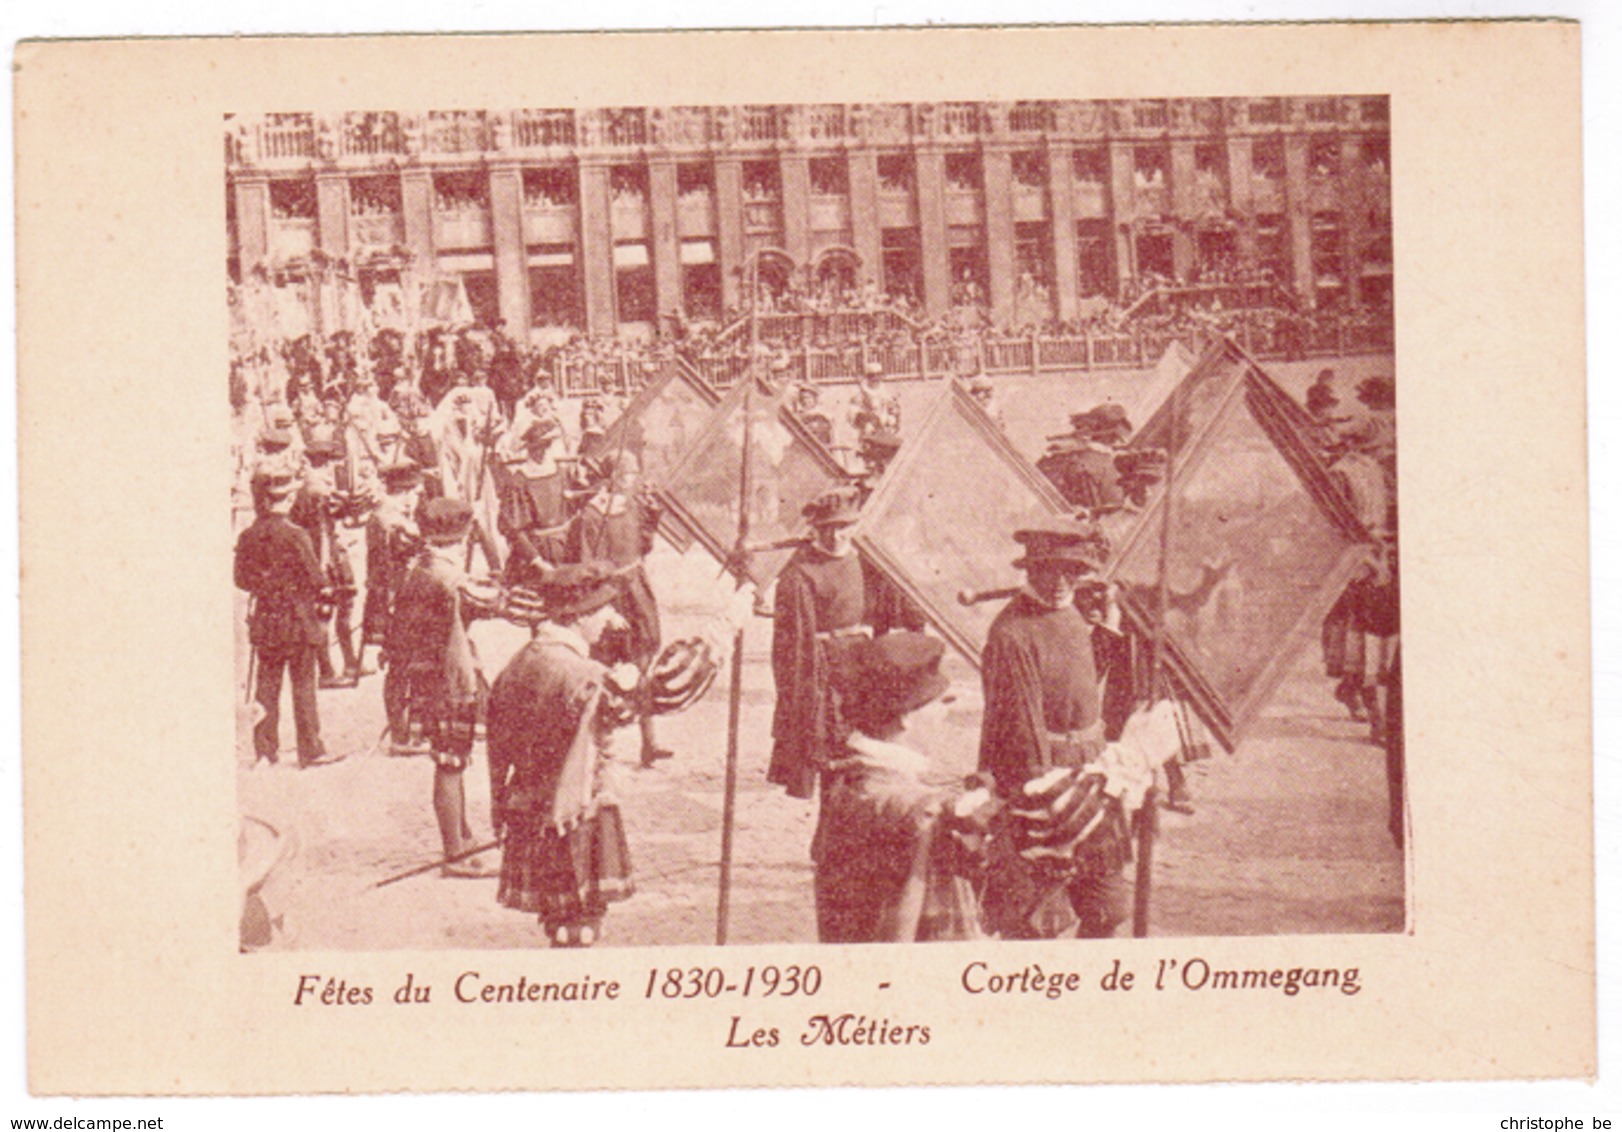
[1069,403,1132,441]
[419,497,473,544]
[863,361,884,379]
[379,459,422,491]
[1356,375,1395,411]
[304,437,344,466]
[802,486,861,529]
[843,632,951,727]
[1012,524,1110,572]
[251,469,298,503]
[523,417,563,447]
[538,561,624,621]
[859,431,902,461]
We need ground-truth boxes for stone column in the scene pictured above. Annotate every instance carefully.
[233,172,271,272]
[914,148,951,318]
[779,154,812,272]
[714,158,745,311]
[577,161,618,334]
[488,163,531,332]
[400,168,435,273]
[1226,136,1258,271]
[1283,133,1315,307]
[315,172,350,260]
[982,148,1017,325]
[1108,141,1137,295]
[847,149,883,291]
[1047,142,1079,321]
[1169,141,1198,282]
[649,159,682,320]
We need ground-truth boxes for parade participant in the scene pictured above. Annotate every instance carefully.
[234,470,339,768]
[567,452,672,767]
[497,416,572,588]
[966,371,1006,432]
[426,381,505,573]
[387,498,499,878]
[856,431,902,491]
[345,367,399,476]
[262,402,305,470]
[1036,403,1133,515]
[389,383,441,500]
[978,523,1131,938]
[790,383,835,448]
[813,632,964,943]
[290,437,363,687]
[850,361,901,440]
[768,486,869,800]
[577,394,609,465]
[362,458,423,687]
[488,562,638,947]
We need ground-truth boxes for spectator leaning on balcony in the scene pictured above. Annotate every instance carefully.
[850,362,901,441]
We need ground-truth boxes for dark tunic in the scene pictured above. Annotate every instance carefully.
[978,592,1103,796]
[568,493,662,669]
[768,545,867,799]
[497,464,571,586]
[234,513,326,761]
[488,632,634,931]
[361,512,417,645]
[386,551,481,757]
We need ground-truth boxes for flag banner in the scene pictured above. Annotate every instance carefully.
[1107,338,1373,749]
[598,361,721,552]
[659,372,847,586]
[853,382,1072,666]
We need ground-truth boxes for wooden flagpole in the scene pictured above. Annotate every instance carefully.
[716,253,760,946]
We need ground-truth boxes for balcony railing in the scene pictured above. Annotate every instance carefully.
[513,109,577,149]
[342,113,405,158]
[260,114,316,160]
[424,111,493,155]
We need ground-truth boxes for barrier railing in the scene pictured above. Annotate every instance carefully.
[545,321,1393,397]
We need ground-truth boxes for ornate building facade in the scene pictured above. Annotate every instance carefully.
[225,97,1392,340]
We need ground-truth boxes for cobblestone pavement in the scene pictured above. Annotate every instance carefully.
[238,538,1405,952]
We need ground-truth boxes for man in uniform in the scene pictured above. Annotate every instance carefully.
[497,417,572,588]
[978,523,1131,938]
[568,451,672,767]
[290,437,363,687]
[234,470,339,768]
[488,562,636,947]
[364,458,423,714]
[767,486,869,800]
[386,498,499,878]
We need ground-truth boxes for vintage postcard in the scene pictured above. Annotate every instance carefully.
[15,23,1591,1095]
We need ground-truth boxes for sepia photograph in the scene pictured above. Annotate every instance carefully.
[16,21,1595,1100]
[226,95,1403,952]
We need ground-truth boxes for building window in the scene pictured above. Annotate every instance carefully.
[611,165,648,204]
[1311,211,1345,307]
[1363,136,1391,177]
[881,227,921,306]
[462,271,500,327]
[1076,219,1112,297]
[877,152,914,194]
[1305,97,1341,124]
[743,161,780,202]
[678,163,713,197]
[1012,151,1047,188]
[945,152,981,193]
[681,240,721,320]
[1362,97,1390,124]
[614,243,656,324]
[529,258,582,329]
[1133,146,1168,190]
[810,155,848,197]
[949,245,988,307]
[523,167,576,208]
[1072,147,1107,184]
[433,171,488,213]
[1252,138,1285,180]
[1309,136,1341,178]
[349,176,400,217]
[269,178,317,220]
